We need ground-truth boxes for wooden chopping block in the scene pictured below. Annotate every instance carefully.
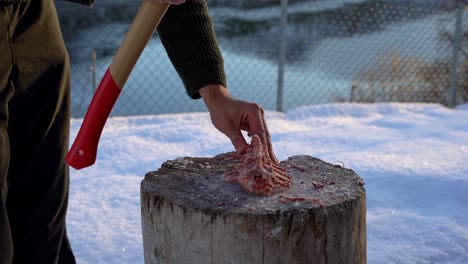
[141,154,366,264]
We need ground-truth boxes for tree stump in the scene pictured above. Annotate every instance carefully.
[141,154,366,264]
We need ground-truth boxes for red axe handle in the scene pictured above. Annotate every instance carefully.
[66,1,170,170]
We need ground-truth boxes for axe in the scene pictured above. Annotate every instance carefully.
[66,1,170,170]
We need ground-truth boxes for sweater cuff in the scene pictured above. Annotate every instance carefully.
[178,62,227,99]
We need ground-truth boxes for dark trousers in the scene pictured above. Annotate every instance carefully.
[0,0,76,263]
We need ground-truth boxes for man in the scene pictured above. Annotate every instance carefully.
[0,0,276,263]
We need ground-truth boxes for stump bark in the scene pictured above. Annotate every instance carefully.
[141,154,366,264]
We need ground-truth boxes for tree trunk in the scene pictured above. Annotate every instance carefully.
[141,154,366,264]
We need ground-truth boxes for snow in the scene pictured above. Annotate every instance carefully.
[68,102,468,263]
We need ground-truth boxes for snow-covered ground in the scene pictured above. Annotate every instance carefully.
[67,102,468,263]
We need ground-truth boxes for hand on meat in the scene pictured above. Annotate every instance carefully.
[223,134,292,195]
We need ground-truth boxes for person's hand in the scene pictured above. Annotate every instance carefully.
[144,0,186,5]
[199,84,278,163]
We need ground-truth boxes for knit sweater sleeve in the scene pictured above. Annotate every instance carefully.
[157,0,227,99]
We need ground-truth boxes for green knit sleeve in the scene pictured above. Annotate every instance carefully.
[157,0,227,99]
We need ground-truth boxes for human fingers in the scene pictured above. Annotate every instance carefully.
[242,104,272,158]
[260,110,278,163]
[227,130,249,156]
[243,104,277,163]
[252,107,277,163]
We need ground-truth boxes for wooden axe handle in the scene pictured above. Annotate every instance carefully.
[66,1,170,170]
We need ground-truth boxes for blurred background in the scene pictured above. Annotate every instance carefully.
[55,0,467,118]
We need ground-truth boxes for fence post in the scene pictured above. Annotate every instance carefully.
[276,0,288,112]
[448,3,463,107]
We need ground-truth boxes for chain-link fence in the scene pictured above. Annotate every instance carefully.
[56,0,467,118]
